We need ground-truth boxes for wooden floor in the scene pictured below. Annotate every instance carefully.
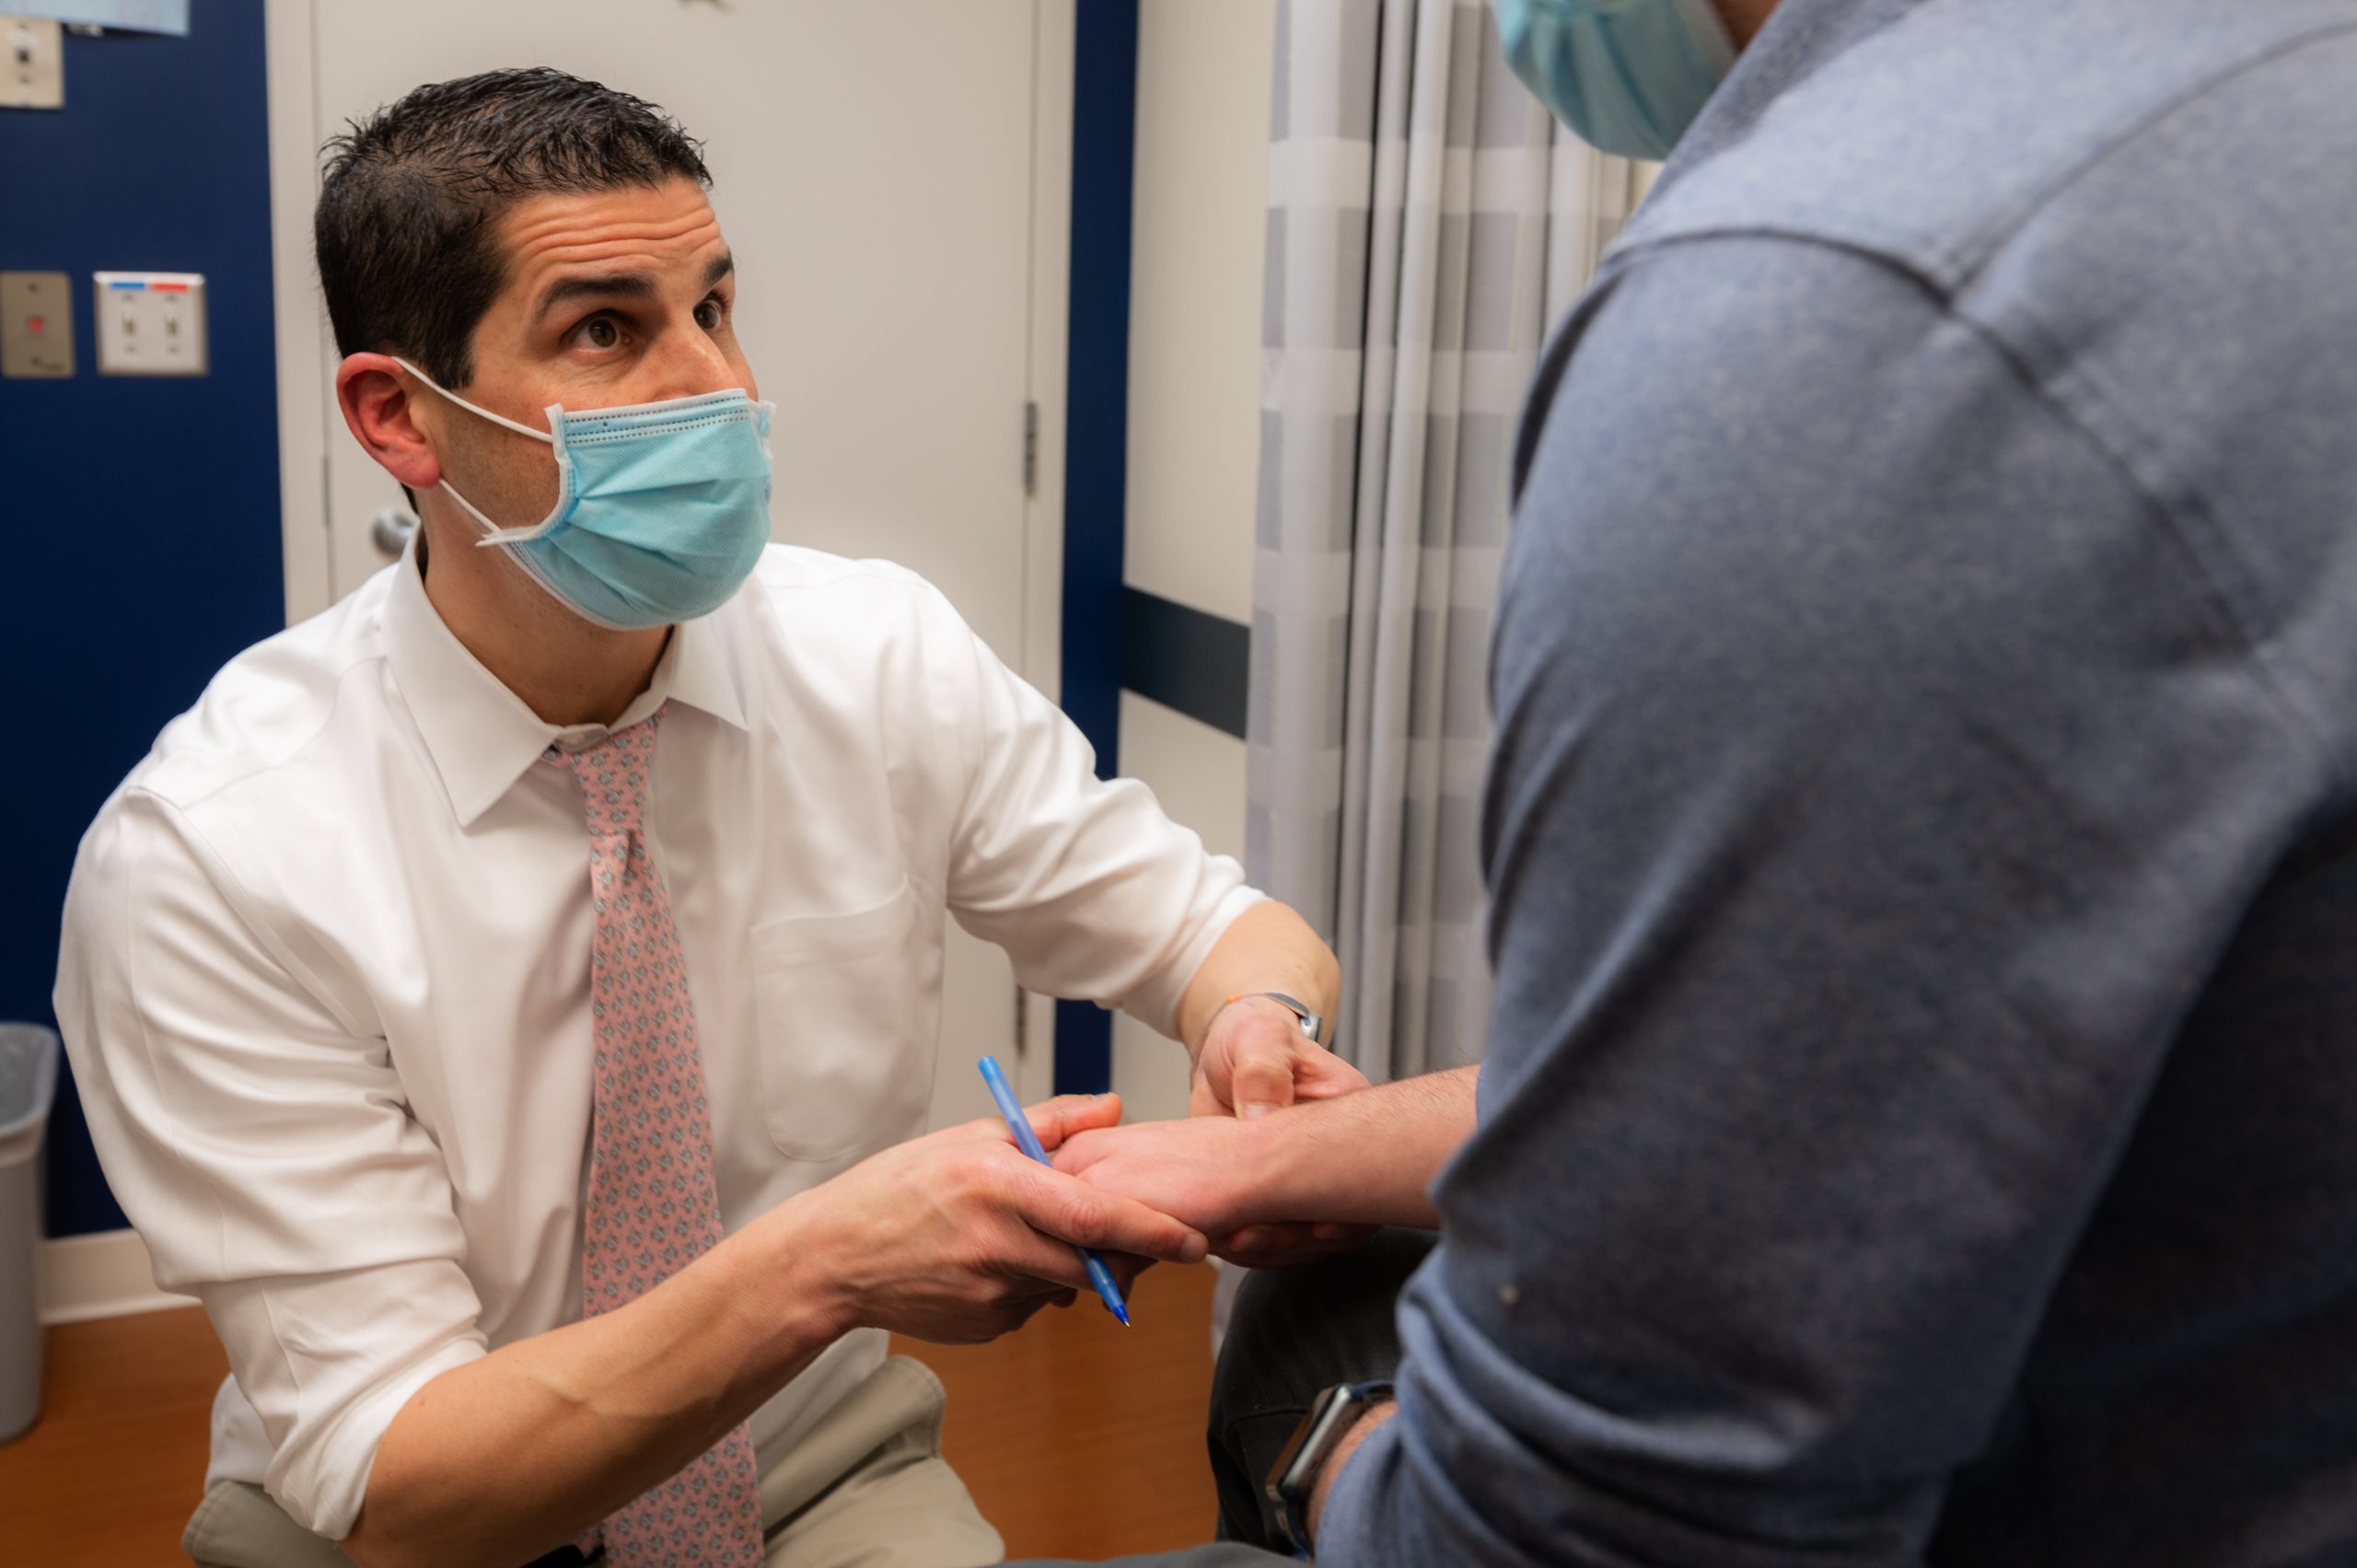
[0,1264,1222,1565]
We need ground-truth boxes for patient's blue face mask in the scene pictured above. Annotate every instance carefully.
[395,358,776,631]
[1494,0,1736,161]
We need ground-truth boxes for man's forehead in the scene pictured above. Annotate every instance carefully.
[495,180,726,282]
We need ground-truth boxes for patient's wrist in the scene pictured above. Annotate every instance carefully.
[1244,1096,1325,1222]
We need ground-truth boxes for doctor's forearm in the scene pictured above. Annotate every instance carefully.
[343,1199,848,1568]
[1175,900,1341,1055]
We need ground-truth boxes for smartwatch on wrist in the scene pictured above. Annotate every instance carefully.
[1217,990,1326,1045]
[1264,1378,1393,1554]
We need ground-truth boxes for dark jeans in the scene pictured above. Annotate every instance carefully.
[1011,1227,1437,1567]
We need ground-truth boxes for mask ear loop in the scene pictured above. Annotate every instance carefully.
[389,356,569,545]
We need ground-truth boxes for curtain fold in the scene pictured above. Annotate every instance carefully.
[1248,0,1642,1081]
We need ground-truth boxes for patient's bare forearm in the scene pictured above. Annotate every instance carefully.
[1262,1065,1479,1228]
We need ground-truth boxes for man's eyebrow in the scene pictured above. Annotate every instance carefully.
[532,271,657,327]
[529,253,734,327]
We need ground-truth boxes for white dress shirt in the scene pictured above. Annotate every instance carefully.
[52,541,1260,1539]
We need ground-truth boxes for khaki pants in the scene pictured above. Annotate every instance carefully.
[183,1356,1004,1568]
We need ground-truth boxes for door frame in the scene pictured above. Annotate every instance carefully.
[262,0,331,625]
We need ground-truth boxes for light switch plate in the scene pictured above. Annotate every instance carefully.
[1,270,73,377]
[94,271,207,376]
[2,15,64,110]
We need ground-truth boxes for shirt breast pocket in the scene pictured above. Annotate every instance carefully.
[748,878,935,1165]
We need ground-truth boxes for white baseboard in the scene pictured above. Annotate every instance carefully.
[37,1227,193,1325]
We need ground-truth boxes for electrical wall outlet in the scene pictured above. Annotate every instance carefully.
[94,271,208,376]
[2,15,63,110]
[1,271,73,377]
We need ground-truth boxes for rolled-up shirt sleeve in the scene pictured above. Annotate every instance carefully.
[54,788,487,1539]
[913,583,1263,1038]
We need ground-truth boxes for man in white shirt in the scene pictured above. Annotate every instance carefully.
[53,68,1348,1568]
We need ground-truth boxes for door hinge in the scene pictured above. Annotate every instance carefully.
[1021,400,1039,497]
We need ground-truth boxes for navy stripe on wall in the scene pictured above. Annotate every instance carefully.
[1053,0,1140,1096]
[1121,588,1248,740]
[1056,5,1253,1090]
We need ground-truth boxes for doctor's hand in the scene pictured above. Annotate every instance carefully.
[1191,996,1371,1121]
[794,1093,1208,1345]
[1054,1112,1374,1270]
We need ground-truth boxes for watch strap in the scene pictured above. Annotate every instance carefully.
[1214,990,1326,1045]
[1265,1378,1394,1554]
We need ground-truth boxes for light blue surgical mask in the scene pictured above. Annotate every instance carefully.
[395,358,777,631]
[1495,0,1736,161]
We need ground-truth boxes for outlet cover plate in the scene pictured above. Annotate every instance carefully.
[94,271,207,377]
[2,16,63,110]
[1,271,73,377]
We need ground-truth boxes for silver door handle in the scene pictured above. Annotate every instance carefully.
[371,506,419,558]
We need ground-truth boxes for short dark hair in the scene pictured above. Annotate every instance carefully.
[315,67,712,391]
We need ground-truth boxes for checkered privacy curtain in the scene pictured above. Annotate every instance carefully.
[1248,0,1643,1080]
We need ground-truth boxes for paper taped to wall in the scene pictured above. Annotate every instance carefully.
[17,1,186,37]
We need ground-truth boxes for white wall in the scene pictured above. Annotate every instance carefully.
[1111,692,1254,1119]
[1125,0,1273,628]
[1114,0,1277,1120]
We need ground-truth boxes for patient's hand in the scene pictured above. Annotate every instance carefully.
[799,1094,1208,1342]
[1053,1113,1376,1269]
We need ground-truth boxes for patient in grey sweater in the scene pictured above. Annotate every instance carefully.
[1027,2,2357,1563]
[1322,0,2357,1562]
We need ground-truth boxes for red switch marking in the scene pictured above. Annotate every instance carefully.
[25,316,42,333]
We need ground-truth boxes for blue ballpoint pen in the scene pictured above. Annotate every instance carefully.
[977,1054,1132,1327]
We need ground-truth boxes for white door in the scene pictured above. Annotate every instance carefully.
[269,0,1069,1121]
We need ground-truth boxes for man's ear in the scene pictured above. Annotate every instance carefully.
[336,353,443,496]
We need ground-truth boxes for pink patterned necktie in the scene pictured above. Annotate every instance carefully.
[562,705,764,1567]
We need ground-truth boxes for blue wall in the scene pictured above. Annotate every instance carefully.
[1,2,284,1237]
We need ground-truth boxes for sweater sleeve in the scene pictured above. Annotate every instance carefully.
[1318,236,2324,1565]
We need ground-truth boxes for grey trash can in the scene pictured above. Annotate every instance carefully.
[0,1024,60,1445]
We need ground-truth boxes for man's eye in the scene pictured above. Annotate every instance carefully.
[695,299,725,331]
[582,317,620,349]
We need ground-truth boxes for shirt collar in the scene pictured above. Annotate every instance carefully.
[383,540,749,829]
